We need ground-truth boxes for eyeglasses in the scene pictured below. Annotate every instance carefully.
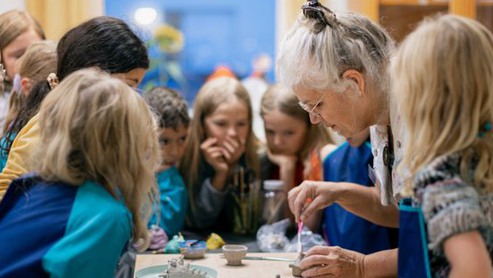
[298,91,327,120]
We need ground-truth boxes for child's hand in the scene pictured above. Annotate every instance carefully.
[221,135,245,166]
[148,226,168,250]
[267,149,297,170]
[201,137,229,174]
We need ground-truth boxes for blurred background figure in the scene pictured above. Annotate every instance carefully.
[0,9,45,133]
[242,54,272,142]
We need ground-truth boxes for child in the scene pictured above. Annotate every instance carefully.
[259,84,333,230]
[0,10,44,89]
[0,16,149,200]
[179,76,260,233]
[0,10,44,132]
[143,87,190,238]
[321,128,398,254]
[0,69,160,277]
[391,15,493,277]
[0,40,57,171]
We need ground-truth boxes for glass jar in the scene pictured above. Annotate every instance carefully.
[261,179,286,224]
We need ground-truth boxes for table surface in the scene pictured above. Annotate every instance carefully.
[135,252,299,278]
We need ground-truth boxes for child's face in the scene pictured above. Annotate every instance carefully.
[263,109,308,156]
[203,100,250,147]
[2,29,42,80]
[159,125,189,170]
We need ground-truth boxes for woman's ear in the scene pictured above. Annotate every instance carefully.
[20,77,32,96]
[342,69,366,96]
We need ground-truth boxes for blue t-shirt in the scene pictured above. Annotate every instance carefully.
[0,175,131,278]
[322,141,398,254]
[148,166,188,236]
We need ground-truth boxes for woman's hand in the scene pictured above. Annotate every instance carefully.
[288,181,343,223]
[300,246,365,278]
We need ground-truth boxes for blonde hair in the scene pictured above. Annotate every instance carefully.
[260,84,332,176]
[4,40,57,133]
[34,69,160,249]
[0,10,45,79]
[392,14,493,193]
[277,6,394,115]
[179,77,259,199]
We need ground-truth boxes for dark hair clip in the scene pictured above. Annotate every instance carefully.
[302,0,337,28]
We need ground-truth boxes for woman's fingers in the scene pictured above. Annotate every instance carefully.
[288,186,307,222]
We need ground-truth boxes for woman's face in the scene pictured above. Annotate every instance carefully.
[293,85,371,141]
[263,109,308,156]
[2,29,42,80]
[203,100,250,147]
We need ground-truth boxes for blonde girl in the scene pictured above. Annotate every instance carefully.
[392,15,493,277]
[260,84,333,230]
[0,10,45,85]
[0,10,44,132]
[0,69,160,277]
[4,40,57,134]
[179,76,259,232]
[0,41,57,171]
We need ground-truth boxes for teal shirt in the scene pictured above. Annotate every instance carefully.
[149,166,188,236]
[43,181,132,278]
[0,132,17,172]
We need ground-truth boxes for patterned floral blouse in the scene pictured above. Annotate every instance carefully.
[413,153,493,277]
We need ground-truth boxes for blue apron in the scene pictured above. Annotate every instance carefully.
[322,142,398,254]
[398,198,432,278]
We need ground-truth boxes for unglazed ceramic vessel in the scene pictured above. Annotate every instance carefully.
[288,252,305,277]
[222,244,248,266]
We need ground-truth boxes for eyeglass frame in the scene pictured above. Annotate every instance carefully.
[298,91,328,120]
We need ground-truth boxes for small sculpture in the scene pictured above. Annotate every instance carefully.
[288,252,305,277]
[159,256,208,278]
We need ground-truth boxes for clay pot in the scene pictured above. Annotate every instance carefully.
[289,253,305,277]
[222,244,248,266]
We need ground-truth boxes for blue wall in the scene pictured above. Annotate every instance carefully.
[105,0,276,103]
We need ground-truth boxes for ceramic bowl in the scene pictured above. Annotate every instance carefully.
[222,244,248,266]
[179,240,207,259]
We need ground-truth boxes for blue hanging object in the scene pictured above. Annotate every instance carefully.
[398,198,432,278]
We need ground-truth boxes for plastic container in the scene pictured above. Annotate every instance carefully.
[261,180,286,224]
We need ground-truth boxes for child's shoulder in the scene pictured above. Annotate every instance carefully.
[75,181,132,222]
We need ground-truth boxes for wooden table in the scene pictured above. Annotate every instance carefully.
[135,252,298,278]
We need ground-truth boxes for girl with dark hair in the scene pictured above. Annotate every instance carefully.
[0,16,150,200]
